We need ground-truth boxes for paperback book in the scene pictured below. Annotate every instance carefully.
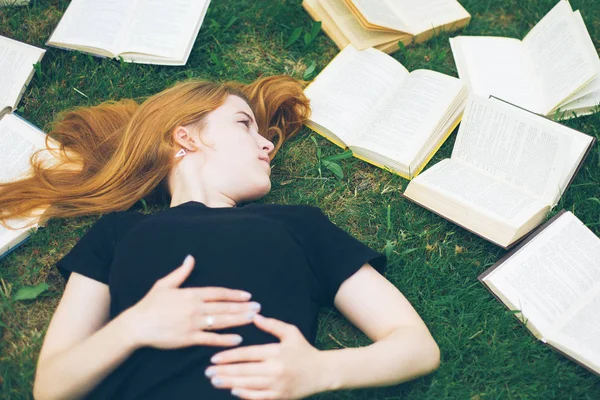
[0,35,53,259]
[303,0,470,54]
[450,0,600,119]
[47,0,211,65]
[304,44,467,179]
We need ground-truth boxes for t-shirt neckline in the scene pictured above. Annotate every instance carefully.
[174,200,240,210]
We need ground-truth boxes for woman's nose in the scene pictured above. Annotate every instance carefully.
[263,139,274,154]
[258,133,274,154]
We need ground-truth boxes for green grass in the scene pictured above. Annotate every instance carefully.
[1,0,600,398]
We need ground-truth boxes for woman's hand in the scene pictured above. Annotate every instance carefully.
[205,314,329,400]
[123,255,260,350]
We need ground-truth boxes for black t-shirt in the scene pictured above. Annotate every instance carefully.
[56,201,386,399]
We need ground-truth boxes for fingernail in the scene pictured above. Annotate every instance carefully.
[184,254,193,265]
[211,377,223,386]
[205,368,215,378]
[240,291,252,300]
[231,389,241,397]
[211,355,221,363]
[231,335,243,345]
[249,302,261,311]
[246,312,256,321]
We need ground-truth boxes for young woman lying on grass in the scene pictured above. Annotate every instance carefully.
[0,76,439,400]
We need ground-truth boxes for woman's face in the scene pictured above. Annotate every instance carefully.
[180,95,274,203]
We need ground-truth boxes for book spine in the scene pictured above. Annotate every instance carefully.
[0,106,11,119]
[44,43,110,60]
[411,112,463,179]
[0,236,31,261]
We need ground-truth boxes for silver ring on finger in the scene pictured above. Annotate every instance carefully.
[205,315,215,329]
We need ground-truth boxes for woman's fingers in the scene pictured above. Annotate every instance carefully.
[152,255,195,289]
[199,301,261,315]
[197,312,257,331]
[205,362,268,378]
[192,332,244,347]
[211,344,280,364]
[181,287,252,302]
[210,375,271,390]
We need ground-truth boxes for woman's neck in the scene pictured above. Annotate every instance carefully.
[168,160,237,209]
[170,190,236,208]
[169,178,236,209]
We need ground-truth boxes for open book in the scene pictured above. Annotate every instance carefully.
[0,35,45,115]
[0,114,56,259]
[304,0,470,53]
[479,210,600,376]
[450,0,600,119]
[304,45,467,179]
[345,0,471,43]
[302,0,411,54]
[47,0,211,65]
[403,95,595,248]
[0,35,51,259]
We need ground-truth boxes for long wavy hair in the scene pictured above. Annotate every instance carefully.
[0,75,310,226]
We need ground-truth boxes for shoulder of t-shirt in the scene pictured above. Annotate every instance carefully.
[245,203,326,221]
[244,203,333,238]
[102,209,148,241]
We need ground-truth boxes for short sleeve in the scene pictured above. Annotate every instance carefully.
[56,213,117,284]
[285,206,386,306]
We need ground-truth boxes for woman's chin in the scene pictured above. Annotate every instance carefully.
[244,179,271,202]
[257,180,272,198]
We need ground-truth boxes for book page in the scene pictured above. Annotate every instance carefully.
[305,0,351,50]
[348,0,410,32]
[449,37,542,113]
[304,45,408,143]
[118,0,210,60]
[484,212,600,339]
[523,1,598,113]
[452,96,572,204]
[48,0,137,55]
[0,36,45,111]
[0,114,48,183]
[0,114,48,256]
[349,70,463,165]
[411,158,546,226]
[387,0,471,36]
[559,89,600,114]
[545,289,600,374]
[486,99,593,195]
[320,0,405,49]
[554,10,600,107]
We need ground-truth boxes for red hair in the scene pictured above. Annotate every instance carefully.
[0,76,310,224]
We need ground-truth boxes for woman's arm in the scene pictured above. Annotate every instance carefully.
[206,263,439,399]
[319,263,440,390]
[34,256,260,400]
[34,273,138,400]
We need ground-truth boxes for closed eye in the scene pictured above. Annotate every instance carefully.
[238,119,251,128]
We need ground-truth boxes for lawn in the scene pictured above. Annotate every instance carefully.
[1,0,600,399]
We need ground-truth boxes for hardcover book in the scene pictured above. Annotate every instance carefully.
[403,95,595,248]
[479,210,600,376]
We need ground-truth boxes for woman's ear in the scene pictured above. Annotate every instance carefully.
[172,125,200,152]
